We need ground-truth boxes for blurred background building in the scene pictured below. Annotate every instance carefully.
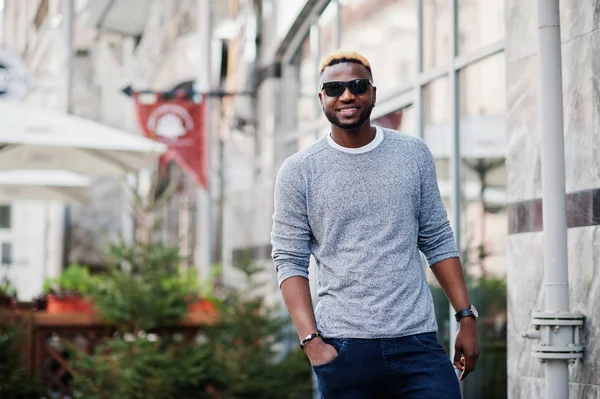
[0,0,599,398]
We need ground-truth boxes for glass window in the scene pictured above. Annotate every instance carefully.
[422,77,453,349]
[458,0,505,55]
[295,35,320,132]
[423,78,451,206]
[1,242,12,265]
[372,106,416,137]
[340,0,417,93]
[0,206,11,229]
[319,0,339,58]
[280,138,299,162]
[423,0,450,70]
[458,53,507,398]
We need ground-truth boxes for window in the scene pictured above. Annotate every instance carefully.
[372,106,417,137]
[458,0,505,55]
[458,53,507,399]
[295,35,320,132]
[0,206,11,229]
[422,0,450,70]
[423,78,452,206]
[319,0,339,58]
[340,0,417,93]
[1,242,12,265]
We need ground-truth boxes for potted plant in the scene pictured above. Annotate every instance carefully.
[180,268,218,315]
[43,264,96,313]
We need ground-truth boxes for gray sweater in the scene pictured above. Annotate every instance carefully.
[271,127,459,339]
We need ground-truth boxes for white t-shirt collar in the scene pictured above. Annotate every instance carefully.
[327,125,384,154]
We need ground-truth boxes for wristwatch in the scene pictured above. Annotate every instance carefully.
[454,305,478,322]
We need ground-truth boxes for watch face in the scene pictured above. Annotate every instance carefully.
[470,305,479,318]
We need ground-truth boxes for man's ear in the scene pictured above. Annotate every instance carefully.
[318,92,324,109]
[371,85,377,106]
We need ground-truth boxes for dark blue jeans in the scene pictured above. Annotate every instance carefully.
[312,333,461,399]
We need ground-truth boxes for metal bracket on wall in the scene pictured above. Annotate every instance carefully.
[522,312,585,364]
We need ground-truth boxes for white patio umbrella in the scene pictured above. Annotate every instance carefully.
[0,101,167,175]
[0,170,91,204]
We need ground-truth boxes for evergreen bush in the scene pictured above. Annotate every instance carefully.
[69,242,312,399]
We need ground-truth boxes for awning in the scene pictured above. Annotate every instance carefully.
[0,170,91,204]
[79,0,154,37]
[0,101,167,175]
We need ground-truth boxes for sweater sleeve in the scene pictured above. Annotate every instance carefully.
[416,140,460,266]
[271,157,312,287]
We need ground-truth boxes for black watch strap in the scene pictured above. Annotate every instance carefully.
[455,306,476,322]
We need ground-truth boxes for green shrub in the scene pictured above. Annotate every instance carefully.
[199,262,312,399]
[70,333,227,399]
[69,242,312,399]
[88,241,196,332]
[43,264,97,296]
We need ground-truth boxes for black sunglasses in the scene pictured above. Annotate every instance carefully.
[320,79,372,97]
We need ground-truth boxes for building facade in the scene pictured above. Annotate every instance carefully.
[1,0,83,299]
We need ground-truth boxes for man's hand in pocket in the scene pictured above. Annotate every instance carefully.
[303,337,339,366]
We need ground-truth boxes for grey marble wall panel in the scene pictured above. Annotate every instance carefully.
[507,227,600,397]
[507,0,600,63]
[507,233,544,385]
[507,24,600,203]
[559,0,600,43]
[593,33,600,193]
[506,0,538,63]
[562,31,600,193]
[509,377,600,398]
[506,55,542,202]
[567,226,600,387]
[569,383,600,398]
[508,375,544,399]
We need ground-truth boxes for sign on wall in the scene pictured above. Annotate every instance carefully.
[0,48,33,101]
[132,90,208,189]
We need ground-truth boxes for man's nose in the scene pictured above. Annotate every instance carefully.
[339,87,355,101]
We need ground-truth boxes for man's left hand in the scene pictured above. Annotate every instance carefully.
[453,317,479,381]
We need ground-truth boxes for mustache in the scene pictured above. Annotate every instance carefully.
[323,102,374,130]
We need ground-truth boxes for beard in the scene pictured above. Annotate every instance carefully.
[323,102,374,131]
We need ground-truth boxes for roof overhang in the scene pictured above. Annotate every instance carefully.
[79,0,155,37]
[275,0,331,63]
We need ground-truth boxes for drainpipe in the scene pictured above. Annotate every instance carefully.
[521,1,585,398]
[195,0,213,282]
[58,0,75,276]
[448,0,461,368]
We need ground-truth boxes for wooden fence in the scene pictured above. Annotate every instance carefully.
[2,309,216,398]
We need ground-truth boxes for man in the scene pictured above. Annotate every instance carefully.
[271,50,479,398]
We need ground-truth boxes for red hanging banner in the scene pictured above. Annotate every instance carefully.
[372,109,403,130]
[133,92,207,190]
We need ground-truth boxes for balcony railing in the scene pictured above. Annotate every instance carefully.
[2,307,216,398]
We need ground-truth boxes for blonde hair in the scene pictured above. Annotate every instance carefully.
[319,50,372,77]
